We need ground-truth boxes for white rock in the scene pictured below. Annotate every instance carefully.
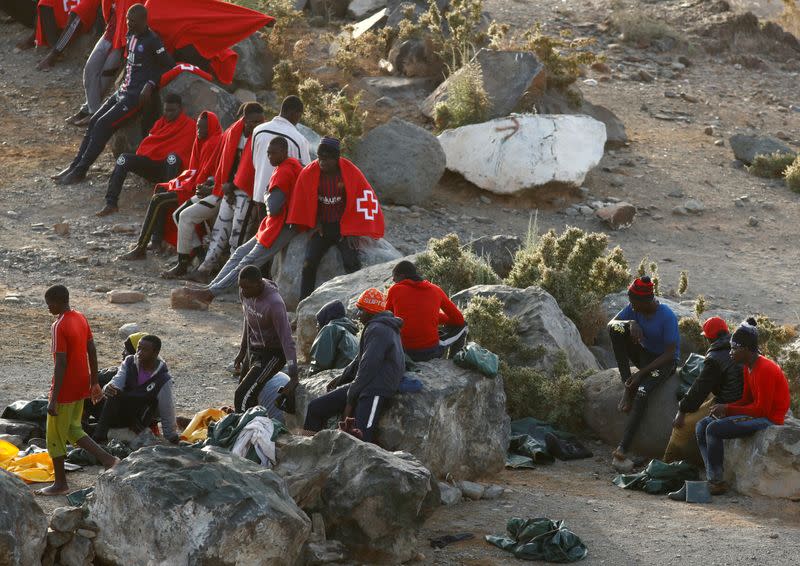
[438,114,607,195]
[117,322,141,339]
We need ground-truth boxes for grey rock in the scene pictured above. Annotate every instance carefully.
[672,206,689,216]
[353,118,445,206]
[231,33,274,91]
[75,528,97,539]
[271,233,402,312]
[467,235,522,278]
[89,445,310,566]
[274,429,437,563]
[305,539,348,564]
[289,359,510,480]
[457,480,485,500]
[0,418,43,442]
[451,285,600,374]
[729,134,793,165]
[51,507,85,533]
[46,528,72,549]
[748,216,759,227]
[0,434,24,448]
[117,322,141,339]
[438,482,462,505]
[0,471,47,566]
[482,484,505,500]
[59,535,94,566]
[357,76,439,102]
[684,199,705,214]
[422,49,544,120]
[374,96,399,108]
[595,202,636,230]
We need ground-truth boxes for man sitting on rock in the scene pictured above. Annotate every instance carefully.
[663,317,743,466]
[96,93,195,216]
[694,318,790,495]
[287,136,385,302]
[181,136,304,302]
[303,288,404,443]
[93,334,179,444]
[234,265,298,412]
[309,300,359,374]
[608,276,680,471]
[386,260,467,362]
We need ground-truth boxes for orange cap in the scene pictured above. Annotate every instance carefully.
[356,288,385,314]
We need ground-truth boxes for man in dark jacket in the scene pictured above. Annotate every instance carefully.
[309,300,359,374]
[303,288,404,443]
[663,317,743,465]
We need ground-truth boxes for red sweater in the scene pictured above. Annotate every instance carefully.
[386,279,464,351]
[726,355,790,425]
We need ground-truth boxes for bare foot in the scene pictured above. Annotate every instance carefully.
[35,484,70,497]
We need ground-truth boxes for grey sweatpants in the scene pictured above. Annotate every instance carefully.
[199,190,253,271]
[174,195,221,255]
[82,36,123,115]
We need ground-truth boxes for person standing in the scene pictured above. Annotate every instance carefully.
[37,285,118,496]
[234,265,298,412]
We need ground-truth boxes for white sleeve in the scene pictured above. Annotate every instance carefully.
[300,136,311,166]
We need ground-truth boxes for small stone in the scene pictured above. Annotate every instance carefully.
[482,485,505,500]
[479,195,492,205]
[769,533,779,539]
[583,78,598,87]
[671,62,686,71]
[714,139,725,146]
[704,126,714,136]
[591,61,611,74]
[579,205,594,216]
[3,296,21,304]
[170,288,209,311]
[565,207,579,217]
[595,202,636,230]
[668,189,685,198]
[438,482,463,506]
[672,206,688,216]
[46,528,72,548]
[6,210,19,218]
[305,540,347,564]
[680,93,699,103]
[107,290,146,304]
[664,90,679,98]
[678,56,692,67]
[50,507,85,533]
[776,131,791,141]
[474,216,493,224]
[58,534,94,566]
[117,322,141,339]
[110,223,138,234]
[748,216,759,227]
[609,175,625,187]
[457,480,485,500]
[638,70,655,83]
[75,528,96,539]
[94,285,111,293]
[374,96,399,109]
[684,199,705,214]
[578,186,590,197]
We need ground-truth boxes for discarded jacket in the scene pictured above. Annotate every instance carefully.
[204,406,286,464]
[613,459,698,494]
[506,418,592,469]
[231,416,276,467]
[453,342,499,377]
[486,517,588,562]
[1,399,48,424]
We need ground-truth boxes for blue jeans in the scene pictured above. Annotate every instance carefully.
[695,415,771,481]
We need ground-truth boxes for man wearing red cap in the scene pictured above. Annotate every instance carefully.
[302,288,404,443]
[608,275,680,470]
[663,317,743,466]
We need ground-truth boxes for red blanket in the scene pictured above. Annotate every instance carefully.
[159,64,214,88]
[287,159,385,239]
[135,112,196,165]
[233,134,255,198]
[256,157,303,248]
[156,111,223,247]
[212,118,253,198]
[35,0,98,47]
[107,0,136,49]
[145,0,273,85]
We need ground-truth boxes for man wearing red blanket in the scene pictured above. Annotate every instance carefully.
[97,93,194,216]
[287,136,385,301]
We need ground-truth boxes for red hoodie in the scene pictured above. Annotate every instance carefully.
[386,279,465,351]
[726,355,790,425]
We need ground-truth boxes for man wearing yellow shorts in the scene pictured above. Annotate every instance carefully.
[37,285,118,497]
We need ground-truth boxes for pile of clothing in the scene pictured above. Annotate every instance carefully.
[506,418,593,469]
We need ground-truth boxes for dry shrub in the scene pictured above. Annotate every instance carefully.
[333,27,397,75]
[781,0,800,38]
[230,0,304,58]
[785,155,800,192]
[433,62,489,130]
[747,151,796,179]
[678,316,706,357]
[416,233,500,295]
[611,9,683,46]
[753,315,797,360]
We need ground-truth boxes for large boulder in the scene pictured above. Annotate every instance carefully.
[272,233,402,312]
[729,134,794,165]
[274,429,438,563]
[352,118,446,206]
[724,417,800,499]
[88,445,311,566]
[0,470,48,566]
[438,114,607,195]
[451,285,600,374]
[583,368,679,458]
[231,33,274,91]
[422,49,545,120]
[0,418,43,442]
[534,90,628,148]
[467,235,522,279]
[288,359,510,480]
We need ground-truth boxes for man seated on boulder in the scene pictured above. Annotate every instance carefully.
[695,318,790,495]
[234,265,299,412]
[303,288,404,443]
[608,275,680,471]
[663,317,743,465]
[309,299,359,374]
[92,334,179,444]
[386,260,467,362]
[287,136,386,302]
[53,3,175,185]
[96,93,195,216]
[182,136,304,302]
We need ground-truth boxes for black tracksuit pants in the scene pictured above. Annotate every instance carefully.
[105,153,182,207]
[234,348,286,412]
[300,222,361,301]
[134,188,177,249]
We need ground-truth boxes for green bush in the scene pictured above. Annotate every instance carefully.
[747,151,796,179]
[752,315,797,360]
[272,60,301,101]
[506,227,630,344]
[462,295,546,365]
[433,62,489,130]
[416,233,500,295]
[678,316,706,356]
[785,155,800,192]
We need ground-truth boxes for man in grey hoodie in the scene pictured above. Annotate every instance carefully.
[303,288,404,443]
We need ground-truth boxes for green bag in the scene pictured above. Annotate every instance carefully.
[613,459,698,494]
[1,399,48,423]
[453,342,499,377]
[677,353,705,399]
[486,517,588,562]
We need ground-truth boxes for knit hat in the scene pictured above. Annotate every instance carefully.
[628,276,655,300]
[316,300,346,327]
[356,288,385,314]
[731,317,759,353]
[319,136,341,153]
[702,316,729,340]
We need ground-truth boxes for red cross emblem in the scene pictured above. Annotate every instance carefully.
[356,189,379,221]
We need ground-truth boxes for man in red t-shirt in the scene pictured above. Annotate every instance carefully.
[385,260,467,361]
[37,285,118,496]
[183,136,303,305]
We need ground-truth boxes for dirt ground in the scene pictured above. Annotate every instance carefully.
[2,0,800,563]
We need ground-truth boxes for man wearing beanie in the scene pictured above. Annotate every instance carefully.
[695,318,791,495]
[663,317,743,466]
[303,288,404,443]
[608,275,680,470]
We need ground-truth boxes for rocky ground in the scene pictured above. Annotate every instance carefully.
[2,0,800,563]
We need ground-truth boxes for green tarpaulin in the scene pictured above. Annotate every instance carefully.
[487,517,588,562]
[613,459,698,494]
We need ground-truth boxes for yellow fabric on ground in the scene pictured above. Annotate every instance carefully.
[0,440,55,483]
[180,408,227,443]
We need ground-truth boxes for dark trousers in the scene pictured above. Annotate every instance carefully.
[696,415,771,482]
[105,153,182,207]
[609,322,676,452]
[300,223,361,301]
[234,348,286,412]
[303,385,389,443]
[37,5,59,45]
[135,188,178,248]
[70,92,142,175]
[92,394,155,442]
